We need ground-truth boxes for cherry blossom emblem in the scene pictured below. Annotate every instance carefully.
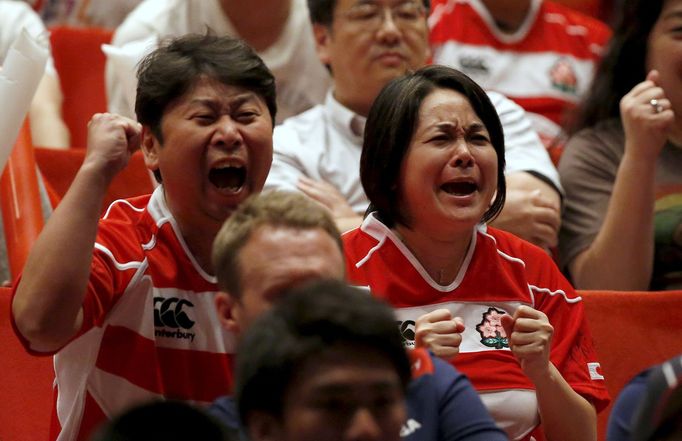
[549,57,578,95]
[475,307,509,349]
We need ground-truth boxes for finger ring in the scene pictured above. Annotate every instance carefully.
[650,98,663,114]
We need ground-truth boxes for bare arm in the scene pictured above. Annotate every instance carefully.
[569,70,672,290]
[533,364,597,441]
[491,171,561,250]
[12,114,141,352]
[29,73,70,149]
[501,306,596,441]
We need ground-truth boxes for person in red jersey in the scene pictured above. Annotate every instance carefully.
[429,0,611,157]
[10,34,276,441]
[342,65,609,441]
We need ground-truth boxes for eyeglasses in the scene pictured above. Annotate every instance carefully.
[338,1,426,31]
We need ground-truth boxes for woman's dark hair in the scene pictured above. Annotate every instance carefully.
[235,279,411,425]
[360,64,506,228]
[567,0,665,135]
[135,33,277,143]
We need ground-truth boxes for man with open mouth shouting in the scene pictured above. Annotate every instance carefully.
[10,33,276,441]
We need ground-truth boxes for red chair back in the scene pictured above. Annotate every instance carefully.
[34,148,154,209]
[1,120,153,280]
[0,287,54,441]
[50,26,112,149]
[0,121,44,280]
[581,290,682,440]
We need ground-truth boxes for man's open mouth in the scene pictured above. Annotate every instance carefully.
[208,165,246,191]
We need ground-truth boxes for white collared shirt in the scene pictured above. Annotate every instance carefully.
[267,90,370,214]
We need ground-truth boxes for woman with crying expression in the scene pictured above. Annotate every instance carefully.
[343,65,610,441]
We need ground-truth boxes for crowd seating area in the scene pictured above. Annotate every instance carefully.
[1,118,152,280]
[1,24,152,280]
[2,287,680,441]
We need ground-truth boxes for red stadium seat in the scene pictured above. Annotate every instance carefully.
[581,289,682,440]
[0,287,54,441]
[49,26,112,149]
[1,121,153,281]
[0,121,44,280]
[34,148,154,209]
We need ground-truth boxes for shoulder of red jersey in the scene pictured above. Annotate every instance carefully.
[94,194,155,262]
[542,0,612,44]
[342,220,382,262]
[476,225,551,263]
[100,194,152,225]
[481,226,583,306]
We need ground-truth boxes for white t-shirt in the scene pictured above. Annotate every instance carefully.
[105,0,331,122]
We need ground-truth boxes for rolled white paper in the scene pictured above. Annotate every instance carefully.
[0,28,49,171]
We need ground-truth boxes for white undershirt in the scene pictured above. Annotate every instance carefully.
[480,389,540,440]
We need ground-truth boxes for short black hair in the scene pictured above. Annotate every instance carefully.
[307,0,430,26]
[360,64,506,228]
[91,400,237,441]
[135,34,277,179]
[235,279,411,425]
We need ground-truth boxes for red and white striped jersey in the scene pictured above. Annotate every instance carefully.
[13,187,236,441]
[429,0,611,150]
[343,213,610,439]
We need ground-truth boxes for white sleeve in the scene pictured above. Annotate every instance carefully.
[487,91,563,194]
[264,124,309,193]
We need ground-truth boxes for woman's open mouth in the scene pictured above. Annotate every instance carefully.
[441,181,478,196]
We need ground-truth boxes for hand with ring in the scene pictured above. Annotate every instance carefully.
[620,69,675,160]
[650,98,664,114]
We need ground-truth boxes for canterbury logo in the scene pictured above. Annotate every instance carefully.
[458,55,489,77]
[397,320,416,348]
[154,297,195,330]
[588,362,605,380]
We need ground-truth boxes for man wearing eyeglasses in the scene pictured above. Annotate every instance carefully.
[266,0,564,252]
